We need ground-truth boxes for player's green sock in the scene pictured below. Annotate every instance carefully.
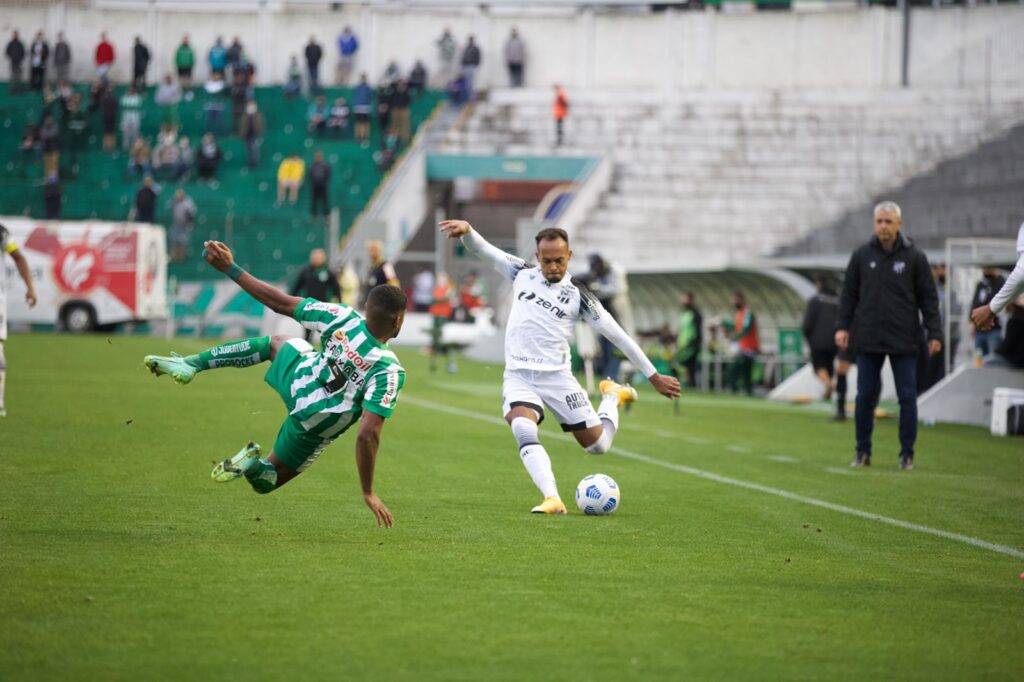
[184,336,272,371]
[244,459,278,495]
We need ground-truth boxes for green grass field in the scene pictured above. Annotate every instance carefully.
[1,333,1022,681]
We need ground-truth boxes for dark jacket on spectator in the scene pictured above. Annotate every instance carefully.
[6,37,25,65]
[290,265,341,302]
[54,40,71,67]
[461,43,481,67]
[309,159,331,187]
[43,179,62,219]
[133,42,150,75]
[802,290,839,352]
[136,185,158,223]
[304,43,322,69]
[837,232,941,356]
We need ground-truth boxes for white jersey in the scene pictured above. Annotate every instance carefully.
[463,229,656,376]
[989,222,1024,314]
[0,224,17,340]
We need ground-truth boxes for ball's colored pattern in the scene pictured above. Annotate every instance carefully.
[575,474,620,515]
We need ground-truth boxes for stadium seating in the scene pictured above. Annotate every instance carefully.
[448,88,1024,271]
[0,83,442,282]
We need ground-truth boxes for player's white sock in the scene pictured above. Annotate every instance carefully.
[511,417,559,499]
[597,392,620,439]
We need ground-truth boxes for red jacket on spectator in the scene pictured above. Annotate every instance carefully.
[95,40,115,67]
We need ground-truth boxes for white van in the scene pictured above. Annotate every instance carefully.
[2,217,167,332]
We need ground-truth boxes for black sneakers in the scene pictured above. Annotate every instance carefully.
[850,452,871,467]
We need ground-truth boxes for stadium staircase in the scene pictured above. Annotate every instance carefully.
[0,83,443,285]
[446,88,1024,272]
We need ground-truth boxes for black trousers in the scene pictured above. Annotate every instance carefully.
[311,184,329,216]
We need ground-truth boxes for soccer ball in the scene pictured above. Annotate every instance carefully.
[575,474,620,515]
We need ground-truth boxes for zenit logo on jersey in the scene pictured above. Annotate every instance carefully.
[517,290,569,319]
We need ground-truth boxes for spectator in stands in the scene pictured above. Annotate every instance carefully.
[43,175,62,219]
[436,28,457,87]
[429,272,458,374]
[305,36,323,96]
[174,136,194,180]
[239,100,263,168]
[127,137,152,177]
[553,84,569,147]
[724,291,760,396]
[155,74,182,134]
[411,268,434,312]
[19,122,39,162]
[64,93,88,166]
[37,82,63,126]
[196,133,221,180]
[135,176,160,224]
[335,27,358,86]
[676,291,703,388]
[169,188,196,263]
[276,153,305,205]
[28,31,48,92]
[53,32,71,85]
[971,266,1005,358]
[383,61,402,84]
[119,84,143,152]
[390,80,412,144]
[505,28,525,88]
[352,74,373,144]
[226,37,244,79]
[175,36,195,98]
[6,31,26,94]
[203,73,226,134]
[290,248,341,304]
[446,72,468,107]
[377,79,395,140]
[460,35,481,99]
[132,36,151,90]
[151,132,181,180]
[309,150,331,217]
[283,56,302,99]
[360,240,399,309]
[982,296,1024,370]
[307,95,329,135]
[408,60,427,98]
[327,97,350,137]
[95,32,115,80]
[836,201,941,470]
[230,70,249,133]
[374,133,398,173]
[39,114,59,178]
[208,37,227,77]
[802,275,839,401]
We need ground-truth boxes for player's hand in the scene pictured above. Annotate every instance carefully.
[835,330,849,351]
[970,304,996,332]
[363,493,394,528]
[649,373,681,399]
[25,289,37,307]
[438,219,472,239]
[202,240,234,273]
[928,339,942,356]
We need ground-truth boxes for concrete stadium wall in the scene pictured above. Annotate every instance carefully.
[3,2,1023,92]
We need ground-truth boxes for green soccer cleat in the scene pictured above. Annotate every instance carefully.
[143,352,196,385]
[211,441,262,482]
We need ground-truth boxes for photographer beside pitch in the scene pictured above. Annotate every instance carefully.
[835,201,942,470]
[440,219,680,514]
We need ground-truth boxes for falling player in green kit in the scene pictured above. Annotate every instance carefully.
[144,240,405,527]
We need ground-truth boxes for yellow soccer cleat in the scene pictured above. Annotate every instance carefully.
[599,379,638,405]
[530,497,568,515]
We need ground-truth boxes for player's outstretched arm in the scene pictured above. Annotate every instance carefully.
[203,240,303,317]
[9,248,37,307]
[974,253,1024,330]
[355,412,394,528]
[438,219,527,281]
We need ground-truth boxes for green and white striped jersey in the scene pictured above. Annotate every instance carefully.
[289,298,406,434]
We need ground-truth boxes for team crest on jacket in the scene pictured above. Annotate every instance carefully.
[558,286,574,305]
[893,261,906,274]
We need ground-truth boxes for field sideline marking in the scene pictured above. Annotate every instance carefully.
[403,397,1024,561]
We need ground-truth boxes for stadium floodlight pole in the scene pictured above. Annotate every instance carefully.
[901,0,911,88]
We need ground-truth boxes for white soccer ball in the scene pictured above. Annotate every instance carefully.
[575,474,620,515]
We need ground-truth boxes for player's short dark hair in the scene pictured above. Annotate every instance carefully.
[535,227,569,246]
[366,284,407,323]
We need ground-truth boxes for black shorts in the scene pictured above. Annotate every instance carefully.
[177,67,192,77]
[355,112,370,124]
[810,349,837,376]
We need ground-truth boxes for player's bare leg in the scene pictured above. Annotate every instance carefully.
[573,379,638,454]
[505,405,566,514]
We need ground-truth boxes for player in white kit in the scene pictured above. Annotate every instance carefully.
[971,221,1024,331]
[439,220,681,514]
[0,222,39,417]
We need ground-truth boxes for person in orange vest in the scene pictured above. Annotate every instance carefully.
[429,272,458,373]
[552,84,569,147]
[726,290,760,395]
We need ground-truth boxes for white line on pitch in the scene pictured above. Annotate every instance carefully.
[767,455,800,464]
[403,396,1024,561]
[726,445,752,453]
[824,466,854,476]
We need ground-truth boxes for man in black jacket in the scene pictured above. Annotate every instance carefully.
[290,248,341,343]
[132,36,151,89]
[6,31,25,94]
[29,31,48,91]
[835,201,942,470]
[304,36,323,96]
[802,275,839,402]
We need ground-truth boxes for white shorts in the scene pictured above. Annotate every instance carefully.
[501,367,601,432]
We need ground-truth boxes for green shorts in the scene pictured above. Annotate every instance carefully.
[263,339,357,472]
